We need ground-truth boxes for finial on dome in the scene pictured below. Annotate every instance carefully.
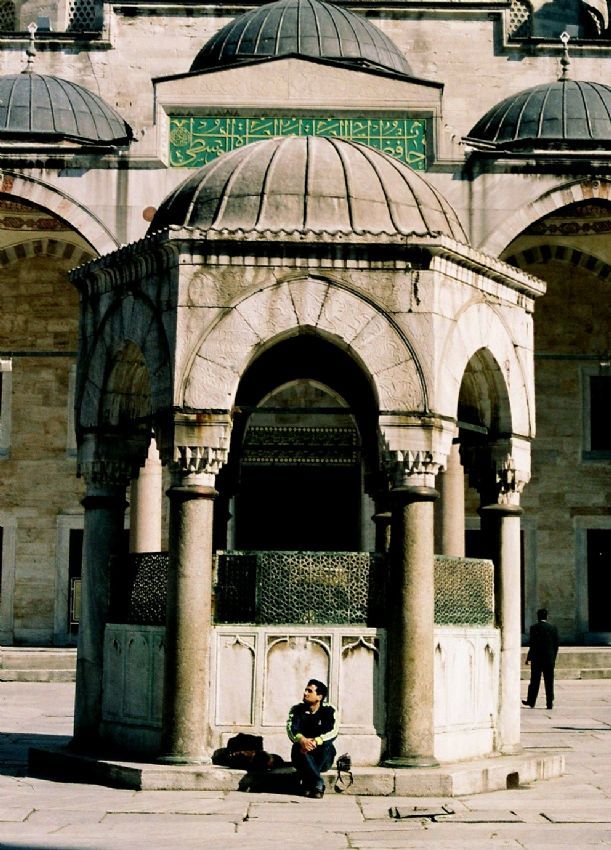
[23,22,37,74]
[559,31,571,81]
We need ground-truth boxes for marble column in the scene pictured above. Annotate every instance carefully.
[480,502,523,754]
[385,484,439,767]
[129,439,162,554]
[160,479,216,763]
[438,440,465,558]
[73,480,128,747]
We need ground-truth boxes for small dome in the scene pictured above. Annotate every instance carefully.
[191,0,412,76]
[0,72,133,145]
[149,136,466,241]
[465,80,611,152]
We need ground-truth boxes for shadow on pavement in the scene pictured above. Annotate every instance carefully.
[0,732,71,777]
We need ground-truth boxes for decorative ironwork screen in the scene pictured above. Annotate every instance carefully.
[169,116,427,170]
[434,556,495,626]
[215,551,383,625]
[114,551,495,628]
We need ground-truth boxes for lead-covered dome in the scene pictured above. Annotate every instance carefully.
[0,72,133,145]
[149,136,466,241]
[190,0,412,76]
[464,80,611,152]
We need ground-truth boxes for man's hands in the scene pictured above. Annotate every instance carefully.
[299,737,317,753]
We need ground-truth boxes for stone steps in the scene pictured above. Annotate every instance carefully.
[1,645,610,683]
[0,648,76,682]
[521,646,611,680]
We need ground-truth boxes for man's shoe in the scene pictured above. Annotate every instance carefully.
[522,700,534,708]
[547,703,553,709]
[304,787,324,799]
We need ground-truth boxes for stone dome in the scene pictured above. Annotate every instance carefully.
[0,72,133,145]
[464,80,611,152]
[190,0,412,76]
[149,135,466,241]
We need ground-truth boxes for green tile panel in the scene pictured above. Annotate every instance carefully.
[169,115,427,170]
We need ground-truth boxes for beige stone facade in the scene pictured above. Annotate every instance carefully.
[0,0,609,662]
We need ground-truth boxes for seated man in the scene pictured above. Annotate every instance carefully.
[286,679,339,798]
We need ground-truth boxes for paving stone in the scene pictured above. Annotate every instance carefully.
[0,807,32,822]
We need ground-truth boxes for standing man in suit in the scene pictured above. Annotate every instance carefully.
[523,608,560,709]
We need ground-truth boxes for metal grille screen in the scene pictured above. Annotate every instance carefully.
[434,556,495,626]
[116,552,494,627]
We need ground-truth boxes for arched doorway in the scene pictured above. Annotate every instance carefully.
[217,334,380,554]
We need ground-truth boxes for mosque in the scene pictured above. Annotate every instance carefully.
[0,0,609,769]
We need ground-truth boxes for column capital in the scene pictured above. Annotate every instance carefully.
[464,438,531,508]
[157,411,232,485]
[385,449,445,489]
[77,432,142,489]
[379,416,455,489]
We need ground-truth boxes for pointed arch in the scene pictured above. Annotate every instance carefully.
[481,179,611,258]
[77,293,173,433]
[0,172,119,255]
[180,277,427,414]
[436,300,534,438]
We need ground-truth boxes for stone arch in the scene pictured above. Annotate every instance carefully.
[77,293,173,432]
[480,179,611,258]
[0,237,94,269]
[0,172,119,255]
[505,244,611,282]
[436,300,534,437]
[181,277,427,414]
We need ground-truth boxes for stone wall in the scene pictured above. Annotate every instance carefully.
[101,623,500,763]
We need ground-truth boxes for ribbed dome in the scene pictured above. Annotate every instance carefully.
[149,136,466,241]
[0,72,133,145]
[191,0,412,76]
[465,80,611,152]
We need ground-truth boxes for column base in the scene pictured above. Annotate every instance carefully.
[499,743,523,756]
[157,753,211,766]
[383,755,440,769]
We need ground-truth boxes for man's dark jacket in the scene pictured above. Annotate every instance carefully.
[526,620,559,666]
[286,702,338,745]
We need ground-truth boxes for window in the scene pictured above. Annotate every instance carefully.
[0,1,102,33]
[582,368,611,459]
[0,359,12,458]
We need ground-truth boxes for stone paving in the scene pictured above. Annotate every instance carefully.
[0,680,610,849]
